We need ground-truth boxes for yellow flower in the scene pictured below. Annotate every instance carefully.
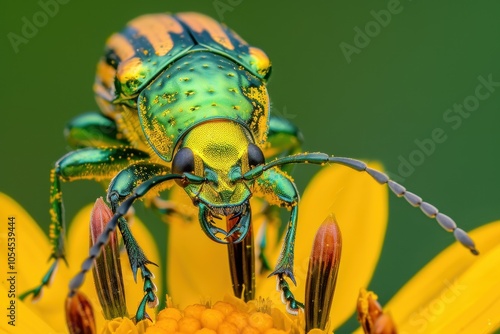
[1,162,498,333]
[0,193,161,333]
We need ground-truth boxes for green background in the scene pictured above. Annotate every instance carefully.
[1,1,499,331]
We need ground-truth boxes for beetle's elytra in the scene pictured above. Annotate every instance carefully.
[21,12,478,319]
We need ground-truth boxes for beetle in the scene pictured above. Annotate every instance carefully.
[21,12,478,319]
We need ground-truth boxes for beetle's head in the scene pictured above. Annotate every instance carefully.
[172,120,265,244]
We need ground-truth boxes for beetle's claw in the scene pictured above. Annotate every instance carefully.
[269,262,296,285]
[20,260,59,302]
[225,208,251,243]
[199,203,230,244]
[19,286,43,302]
[274,274,304,315]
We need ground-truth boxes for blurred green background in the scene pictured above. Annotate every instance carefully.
[1,0,499,331]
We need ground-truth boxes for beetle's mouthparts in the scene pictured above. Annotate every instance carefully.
[199,201,251,244]
[210,203,246,217]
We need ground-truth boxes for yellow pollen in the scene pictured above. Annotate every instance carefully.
[146,300,287,334]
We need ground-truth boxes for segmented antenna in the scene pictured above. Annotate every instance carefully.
[246,153,479,255]
[330,156,479,255]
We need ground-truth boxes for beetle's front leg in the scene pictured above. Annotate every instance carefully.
[108,162,177,320]
[108,161,192,222]
[20,147,149,302]
[255,168,304,313]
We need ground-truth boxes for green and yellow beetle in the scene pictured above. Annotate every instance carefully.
[22,12,478,319]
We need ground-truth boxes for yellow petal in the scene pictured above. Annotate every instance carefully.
[0,285,58,333]
[0,192,71,331]
[67,202,162,328]
[256,162,388,330]
[385,221,500,333]
[166,187,233,306]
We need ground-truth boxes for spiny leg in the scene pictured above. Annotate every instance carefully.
[254,168,303,313]
[108,162,175,318]
[108,162,193,222]
[19,169,65,301]
[256,115,303,271]
[20,147,149,301]
[244,153,479,255]
[69,172,205,320]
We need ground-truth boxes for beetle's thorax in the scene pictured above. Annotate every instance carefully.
[179,120,253,208]
[137,51,270,162]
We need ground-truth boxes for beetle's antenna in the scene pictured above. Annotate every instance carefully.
[67,172,204,319]
[242,153,479,255]
[68,173,184,294]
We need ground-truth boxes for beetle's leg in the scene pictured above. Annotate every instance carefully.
[69,172,203,321]
[107,162,173,211]
[18,169,65,301]
[64,111,130,149]
[254,168,304,314]
[107,162,174,318]
[107,161,192,222]
[245,153,479,255]
[253,116,303,271]
[108,163,171,270]
[20,147,150,301]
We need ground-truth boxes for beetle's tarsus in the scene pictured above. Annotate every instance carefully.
[19,286,43,302]
[275,274,304,315]
[19,259,59,302]
[135,265,158,321]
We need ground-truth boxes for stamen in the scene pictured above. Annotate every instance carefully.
[357,289,397,334]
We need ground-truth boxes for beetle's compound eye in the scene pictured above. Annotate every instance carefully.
[172,147,195,187]
[247,143,265,168]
